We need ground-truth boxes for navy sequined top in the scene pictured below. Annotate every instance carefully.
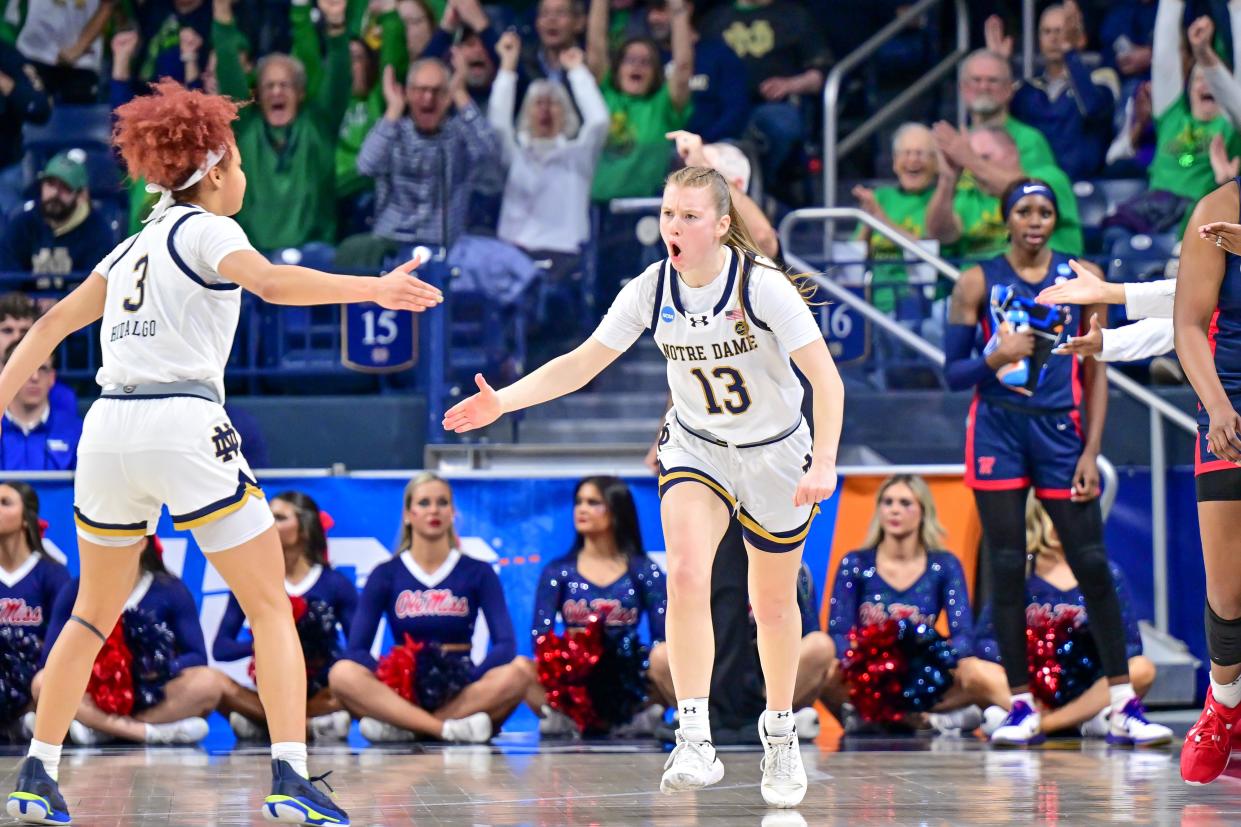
[531,555,667,643]
[827,549,974,656]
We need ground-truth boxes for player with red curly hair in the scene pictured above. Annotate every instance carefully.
[2,80,438,826]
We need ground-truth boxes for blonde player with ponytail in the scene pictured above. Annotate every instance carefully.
[445,161,844,809]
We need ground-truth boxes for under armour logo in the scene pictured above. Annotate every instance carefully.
[688,315,709,327]
[683,706,697,714]
[212,424,241,462]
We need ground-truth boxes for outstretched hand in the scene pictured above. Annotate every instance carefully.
[443,373,503,433]
[1054,312,1103,358]
[1035,259,1120,306]
[373,256,443,312]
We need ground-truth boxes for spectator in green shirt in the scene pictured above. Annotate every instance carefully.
[928,125,1081,262]
[212,0,352,251]
[852,123,939,315]
[959,48,1057,173]
[585,0,692,201]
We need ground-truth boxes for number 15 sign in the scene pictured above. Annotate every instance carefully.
[341,304,417,373]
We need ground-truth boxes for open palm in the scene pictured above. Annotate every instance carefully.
[443,374,502,433]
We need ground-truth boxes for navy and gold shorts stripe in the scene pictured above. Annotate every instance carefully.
[73,507,148,538]
[170,471,265,530]
[738,505,820,553]
[657,463,735,511]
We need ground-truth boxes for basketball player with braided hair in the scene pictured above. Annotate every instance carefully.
[445,165,843,808]
[3,80,440,826]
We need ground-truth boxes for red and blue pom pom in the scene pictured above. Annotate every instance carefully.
[87,609,178,716]
[534,616,649,735]
[842,618,959,726]
[375,634,474,712]
[1027,612,1100,709]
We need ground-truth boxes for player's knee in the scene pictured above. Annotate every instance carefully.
[750,589,796,629]
[1206,603,1241,666]
[1065,543,1112,592]
[989,549,1027,603]
[665,554,711,603]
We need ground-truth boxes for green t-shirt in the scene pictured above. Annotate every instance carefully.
[1150,96,1241,201]
[336,94,382,199]
[952,165,1082,261]
[1005,115,1056,173]
[855,185,933,313]
[591,79,690,202]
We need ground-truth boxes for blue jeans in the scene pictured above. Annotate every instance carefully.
[749,101,805,184]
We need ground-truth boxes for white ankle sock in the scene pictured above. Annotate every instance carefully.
[28,739,61,782]
[677,697,711,743]
[272,742,308,778]
[1212,673,1241,708]
[763,708,794,738]
[1108,682,1137,710]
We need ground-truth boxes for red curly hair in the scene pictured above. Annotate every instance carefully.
[113,79,241,191]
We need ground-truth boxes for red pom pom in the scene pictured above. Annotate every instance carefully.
[319,511,335,534]
[535,615,606,734]
[87,622,134,716]
[841,620,908,726]
[376,634,423,702]
[288,595,308,623]
[1027,606,1080,708]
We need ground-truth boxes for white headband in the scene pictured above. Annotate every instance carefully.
[142,146,227,224]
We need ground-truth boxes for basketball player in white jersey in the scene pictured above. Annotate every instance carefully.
[2,81,440,826]
[445,165,844,808]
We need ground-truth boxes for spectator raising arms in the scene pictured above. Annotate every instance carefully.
[587,0,692,202]
[212,0,352,250]
[15,0,114,103]
[36,536,222,746]
[490,34,607,264]
[0,341,80,472]
[0,151,116,291]
[1008,3,1119,180]
[344,53,499,262]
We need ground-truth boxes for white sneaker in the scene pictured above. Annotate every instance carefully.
[441,711,492,743]
[538,706,577,738]
[229,711,265,741]
[793,708,820,740]
[309,710,351,741]
[989,700,1044,746]
[146,716,209,745]
[612,704,666,738]
[359,716,416,743]
[660,730,725,793]
[928,704,983,736]
[1079,706,1110,739]
[758,715,807,808]
[68,719,104,745]
[1107,697,1173,746]
[980,705,1008,737]
[20,712,34,740]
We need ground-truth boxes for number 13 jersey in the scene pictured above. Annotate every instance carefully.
[89,204,256,403]
[592,246,822,444]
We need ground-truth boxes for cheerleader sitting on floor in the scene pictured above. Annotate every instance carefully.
[214,492,358,742]
[35,535,222,745]
[328,473,535,743]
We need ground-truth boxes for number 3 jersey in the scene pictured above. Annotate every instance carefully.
[593,247,822,444]
[89,204,256,402]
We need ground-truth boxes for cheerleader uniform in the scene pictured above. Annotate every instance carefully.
[972,562,1142,669]
[827,549,974,656]
[42,571,208,679]
[213,564,358,678]
[342,550,516,692]
[0,554,68,720]
[531,555,667,644]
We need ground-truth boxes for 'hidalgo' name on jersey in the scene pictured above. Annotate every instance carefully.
[592,247,822,444]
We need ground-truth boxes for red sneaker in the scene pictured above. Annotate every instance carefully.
[1182,688,1241,785]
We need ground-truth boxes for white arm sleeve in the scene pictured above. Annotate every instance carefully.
[591,266,660,352]
[181,214,258,284]
[1123,279,1177,319]
[751,267,823,353]
[1098,318,1176,362]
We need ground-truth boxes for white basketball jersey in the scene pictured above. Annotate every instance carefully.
[91,205,255,402]
[651,249,814,445]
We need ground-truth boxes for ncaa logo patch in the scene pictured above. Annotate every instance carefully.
[660,306,675,323]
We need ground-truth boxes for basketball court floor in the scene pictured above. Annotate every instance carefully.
[0,713,1233,826]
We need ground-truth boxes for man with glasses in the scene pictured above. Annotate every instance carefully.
[958,48,1058,173]
[0,341,80,472]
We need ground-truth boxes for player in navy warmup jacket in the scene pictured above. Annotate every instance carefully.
[328,473,534,743]
[214,492,358,741]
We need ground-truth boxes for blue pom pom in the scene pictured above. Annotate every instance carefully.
[297,600,342,697]
[587,629,649,733]
[122,608,176,713]
[414,647,473,711]
[895,618,958,713]
[0,625,41,723]
[1053,622,1101,707]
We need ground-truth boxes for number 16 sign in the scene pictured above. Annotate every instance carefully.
[341,304,417,373]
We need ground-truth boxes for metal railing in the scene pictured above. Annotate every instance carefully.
[779,208,1193,633]
[1022,0,1036,79]
[822,0,970,211]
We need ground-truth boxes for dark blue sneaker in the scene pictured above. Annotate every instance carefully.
[6,757,70,824]
[261,759,349,825]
